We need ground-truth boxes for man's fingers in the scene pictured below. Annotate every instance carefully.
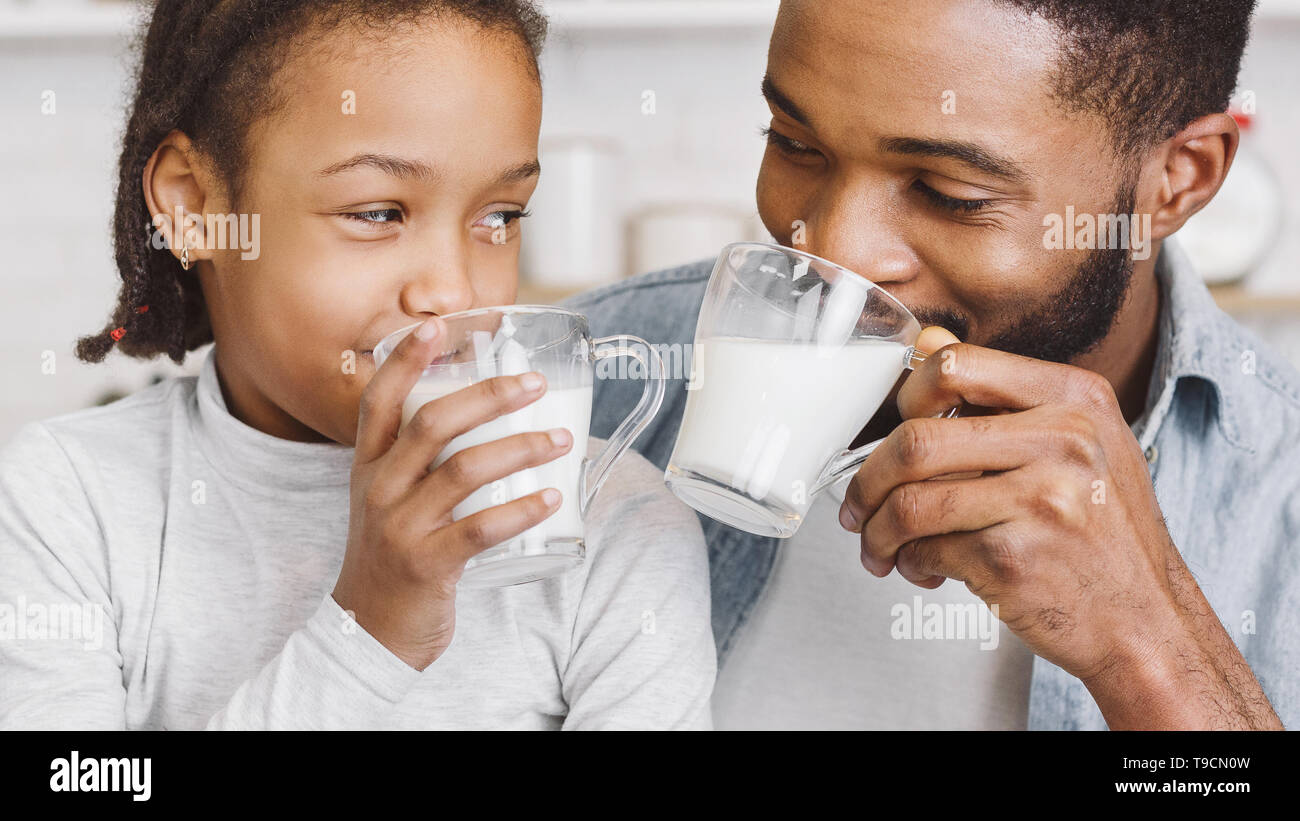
[915,325,960,356]
[890,549,947,588]
[897,341,1116,420]
[886,526,1020,593]
[356,318,446,465]
[858,473,1012,576]
[891,534,974,587]
[840,407,1060,531]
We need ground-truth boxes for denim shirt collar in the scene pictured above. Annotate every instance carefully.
[1132,237,1254,455]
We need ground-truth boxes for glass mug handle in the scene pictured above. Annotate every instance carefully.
[809,346,962,496]
[579,335,667,517]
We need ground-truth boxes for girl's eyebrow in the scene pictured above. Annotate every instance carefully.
[497,159,541,185]
[317,153,438,183]
[316,154,540,186]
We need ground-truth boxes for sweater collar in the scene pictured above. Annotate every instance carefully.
[190,347,354,495]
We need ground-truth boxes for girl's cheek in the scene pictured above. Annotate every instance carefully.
[475,252,521,305]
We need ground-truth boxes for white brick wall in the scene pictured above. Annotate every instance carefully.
[1,3,1297,444]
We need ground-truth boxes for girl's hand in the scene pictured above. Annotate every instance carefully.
[333,316,573,670]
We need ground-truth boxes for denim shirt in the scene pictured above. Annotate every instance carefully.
[563,238,1300,730]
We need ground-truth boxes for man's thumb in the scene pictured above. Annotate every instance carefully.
[915,325,960,356]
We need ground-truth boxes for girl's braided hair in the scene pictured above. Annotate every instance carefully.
[76,0,546,364]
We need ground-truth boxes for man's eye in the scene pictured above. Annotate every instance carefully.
[344,208,403,225]
[760,125,817,156]
[479,209,531,229]
[913,180,992,214]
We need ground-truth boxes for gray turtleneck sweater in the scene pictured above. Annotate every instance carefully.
[0,347,714,729]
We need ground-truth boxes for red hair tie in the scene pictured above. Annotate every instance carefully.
[109,305,149,343]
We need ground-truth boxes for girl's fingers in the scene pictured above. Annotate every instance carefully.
[355,317,445,465]
[434,488,563,569]
[407,428,575,521]
[384,372,549,484]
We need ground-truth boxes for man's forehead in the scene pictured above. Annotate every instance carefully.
[764,0,1099,177]
[768,0,1063,113]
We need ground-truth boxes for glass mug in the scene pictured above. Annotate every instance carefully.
[665,242,957,538]
[374,306,665,588]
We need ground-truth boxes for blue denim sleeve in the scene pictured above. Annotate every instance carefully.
[561,260,712,472]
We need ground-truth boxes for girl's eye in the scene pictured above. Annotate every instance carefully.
[913,180,992,214]
[760,125,818,157]
[344,208,403,225]
[478,209,531,229]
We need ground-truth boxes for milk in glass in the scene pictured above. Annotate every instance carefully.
[672,336,907,515]
[400,381,593,552]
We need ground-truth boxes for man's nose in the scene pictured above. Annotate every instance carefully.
[400,238,475,317]
[802,181,918,289]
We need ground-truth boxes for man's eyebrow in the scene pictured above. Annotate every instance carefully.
[761,73,812,127]
[879,136,1030,184]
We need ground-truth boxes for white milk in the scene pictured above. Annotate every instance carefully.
[671,336,908,514]
[400,382,593,553]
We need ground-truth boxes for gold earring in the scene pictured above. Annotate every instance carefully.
[180,240,190,271]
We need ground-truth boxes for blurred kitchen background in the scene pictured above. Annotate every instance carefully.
[1,0,1298,443]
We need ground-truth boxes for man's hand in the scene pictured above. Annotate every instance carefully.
[838,328,1282,729]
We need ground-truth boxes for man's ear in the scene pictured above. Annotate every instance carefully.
[142,130,218,267]
[1141,112,1239,241]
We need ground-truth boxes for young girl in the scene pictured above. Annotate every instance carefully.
[0,0,714,729]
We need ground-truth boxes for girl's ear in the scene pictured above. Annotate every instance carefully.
[142,130,218,268]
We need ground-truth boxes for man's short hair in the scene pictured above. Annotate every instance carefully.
[998,0,1256,158]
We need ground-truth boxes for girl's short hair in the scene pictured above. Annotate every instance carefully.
[76,0,547,365]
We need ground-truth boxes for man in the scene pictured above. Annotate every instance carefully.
[564,0,1298,729]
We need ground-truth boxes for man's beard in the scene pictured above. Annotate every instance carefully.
[851,182,1139,447]
[912,182,1139,364]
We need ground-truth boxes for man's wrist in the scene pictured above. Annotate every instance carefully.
[1081,606,1206,729]
[1081,592,1282,730]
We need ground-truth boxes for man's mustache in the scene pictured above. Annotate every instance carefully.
[908,306,969,342]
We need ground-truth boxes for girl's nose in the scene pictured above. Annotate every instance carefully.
[400,251,475,317]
